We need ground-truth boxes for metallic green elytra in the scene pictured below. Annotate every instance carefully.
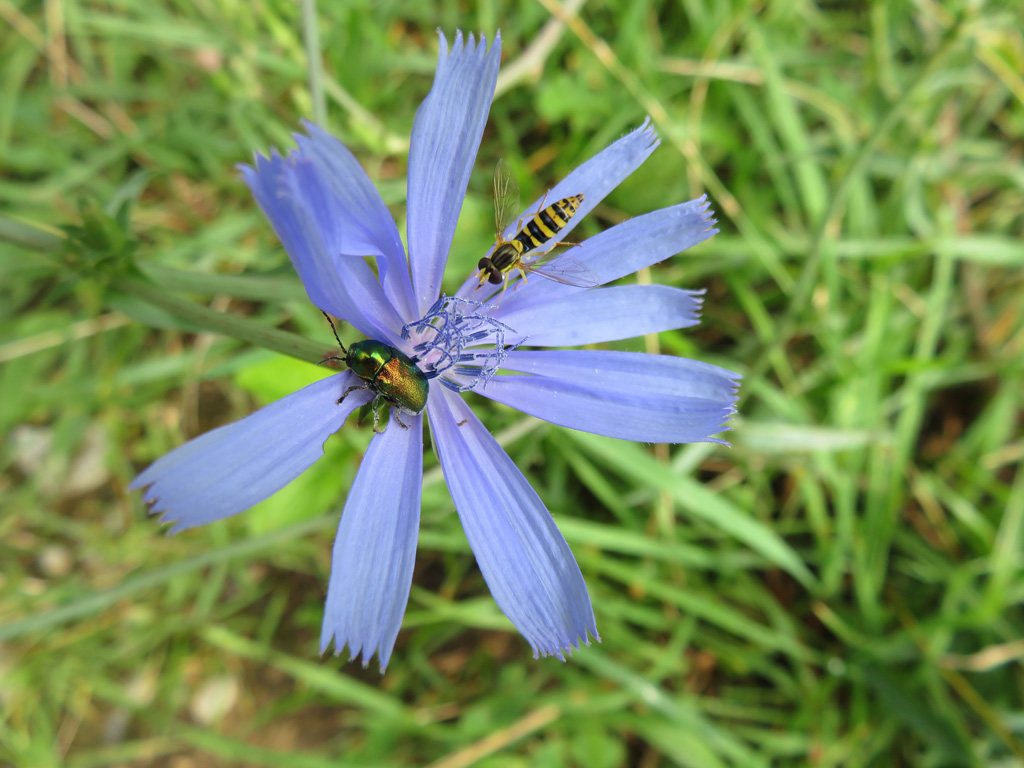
[346,340,428,414]
[339,340,428,431]
[319,311,428,432]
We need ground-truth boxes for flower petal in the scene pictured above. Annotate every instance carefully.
[496,285,703,347]
[294,123,416,321]
[517,118,660,247]
[454,119,661,301]
[482,196,718,317]
[427,388,597,658]
[407,31,501,316]
[240,151,404,344]
[478,350,740,443]
[320,413,423,671]
[131,373,370,532]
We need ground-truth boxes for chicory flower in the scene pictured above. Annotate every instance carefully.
[132,31,739,670]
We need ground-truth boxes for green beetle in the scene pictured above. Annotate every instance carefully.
[321,314,428,432]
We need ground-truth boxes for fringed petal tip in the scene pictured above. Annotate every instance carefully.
[131,477,170,518]
[633,116,661,152]
[131,482,182,532]
[691,193,716,219]
[691,287,707,315]
[723,380,743,411]
[296,119,326,141]
[237,131,309,175]
[236,148,286,185]
[320,637,392,674]
[683,422,736,449]
[532,627,601,661]
[134,491,207,535]
[290,123,356,168]
[695,198,720,233]
[239,132,331,182]
[437,29,501,57]
[703,399,742,447]
[127,473,148,492]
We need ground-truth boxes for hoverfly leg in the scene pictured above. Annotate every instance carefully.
[508,264,530,292]
[512,190,548,236]
[512,191,550,236]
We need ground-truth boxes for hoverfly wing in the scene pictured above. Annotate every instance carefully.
[492,158,521,239]
[525,252,599,288]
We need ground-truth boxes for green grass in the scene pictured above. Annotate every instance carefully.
[3,0,1023,766]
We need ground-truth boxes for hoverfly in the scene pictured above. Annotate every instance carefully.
[474,159,596,293]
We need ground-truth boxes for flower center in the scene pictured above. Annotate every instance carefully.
[402,296,520,393]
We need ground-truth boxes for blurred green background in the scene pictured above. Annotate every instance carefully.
[2,0,1023,765]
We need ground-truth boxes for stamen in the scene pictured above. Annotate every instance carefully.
[439,378,468,393]
[401,295,522,392]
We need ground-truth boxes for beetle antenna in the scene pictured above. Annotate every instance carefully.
[321,311,347,354]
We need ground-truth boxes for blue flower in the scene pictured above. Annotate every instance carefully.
[131,31,739,670]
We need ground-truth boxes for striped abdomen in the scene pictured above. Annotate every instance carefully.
[477,193,585,288]
[513,194,583,254]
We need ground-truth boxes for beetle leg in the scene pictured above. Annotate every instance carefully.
[392,410,409,430]
[337,383,370,405]
[370,396,384,433]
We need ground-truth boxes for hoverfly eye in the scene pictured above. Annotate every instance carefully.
[488,271,504,285]
[478,257,492,270]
